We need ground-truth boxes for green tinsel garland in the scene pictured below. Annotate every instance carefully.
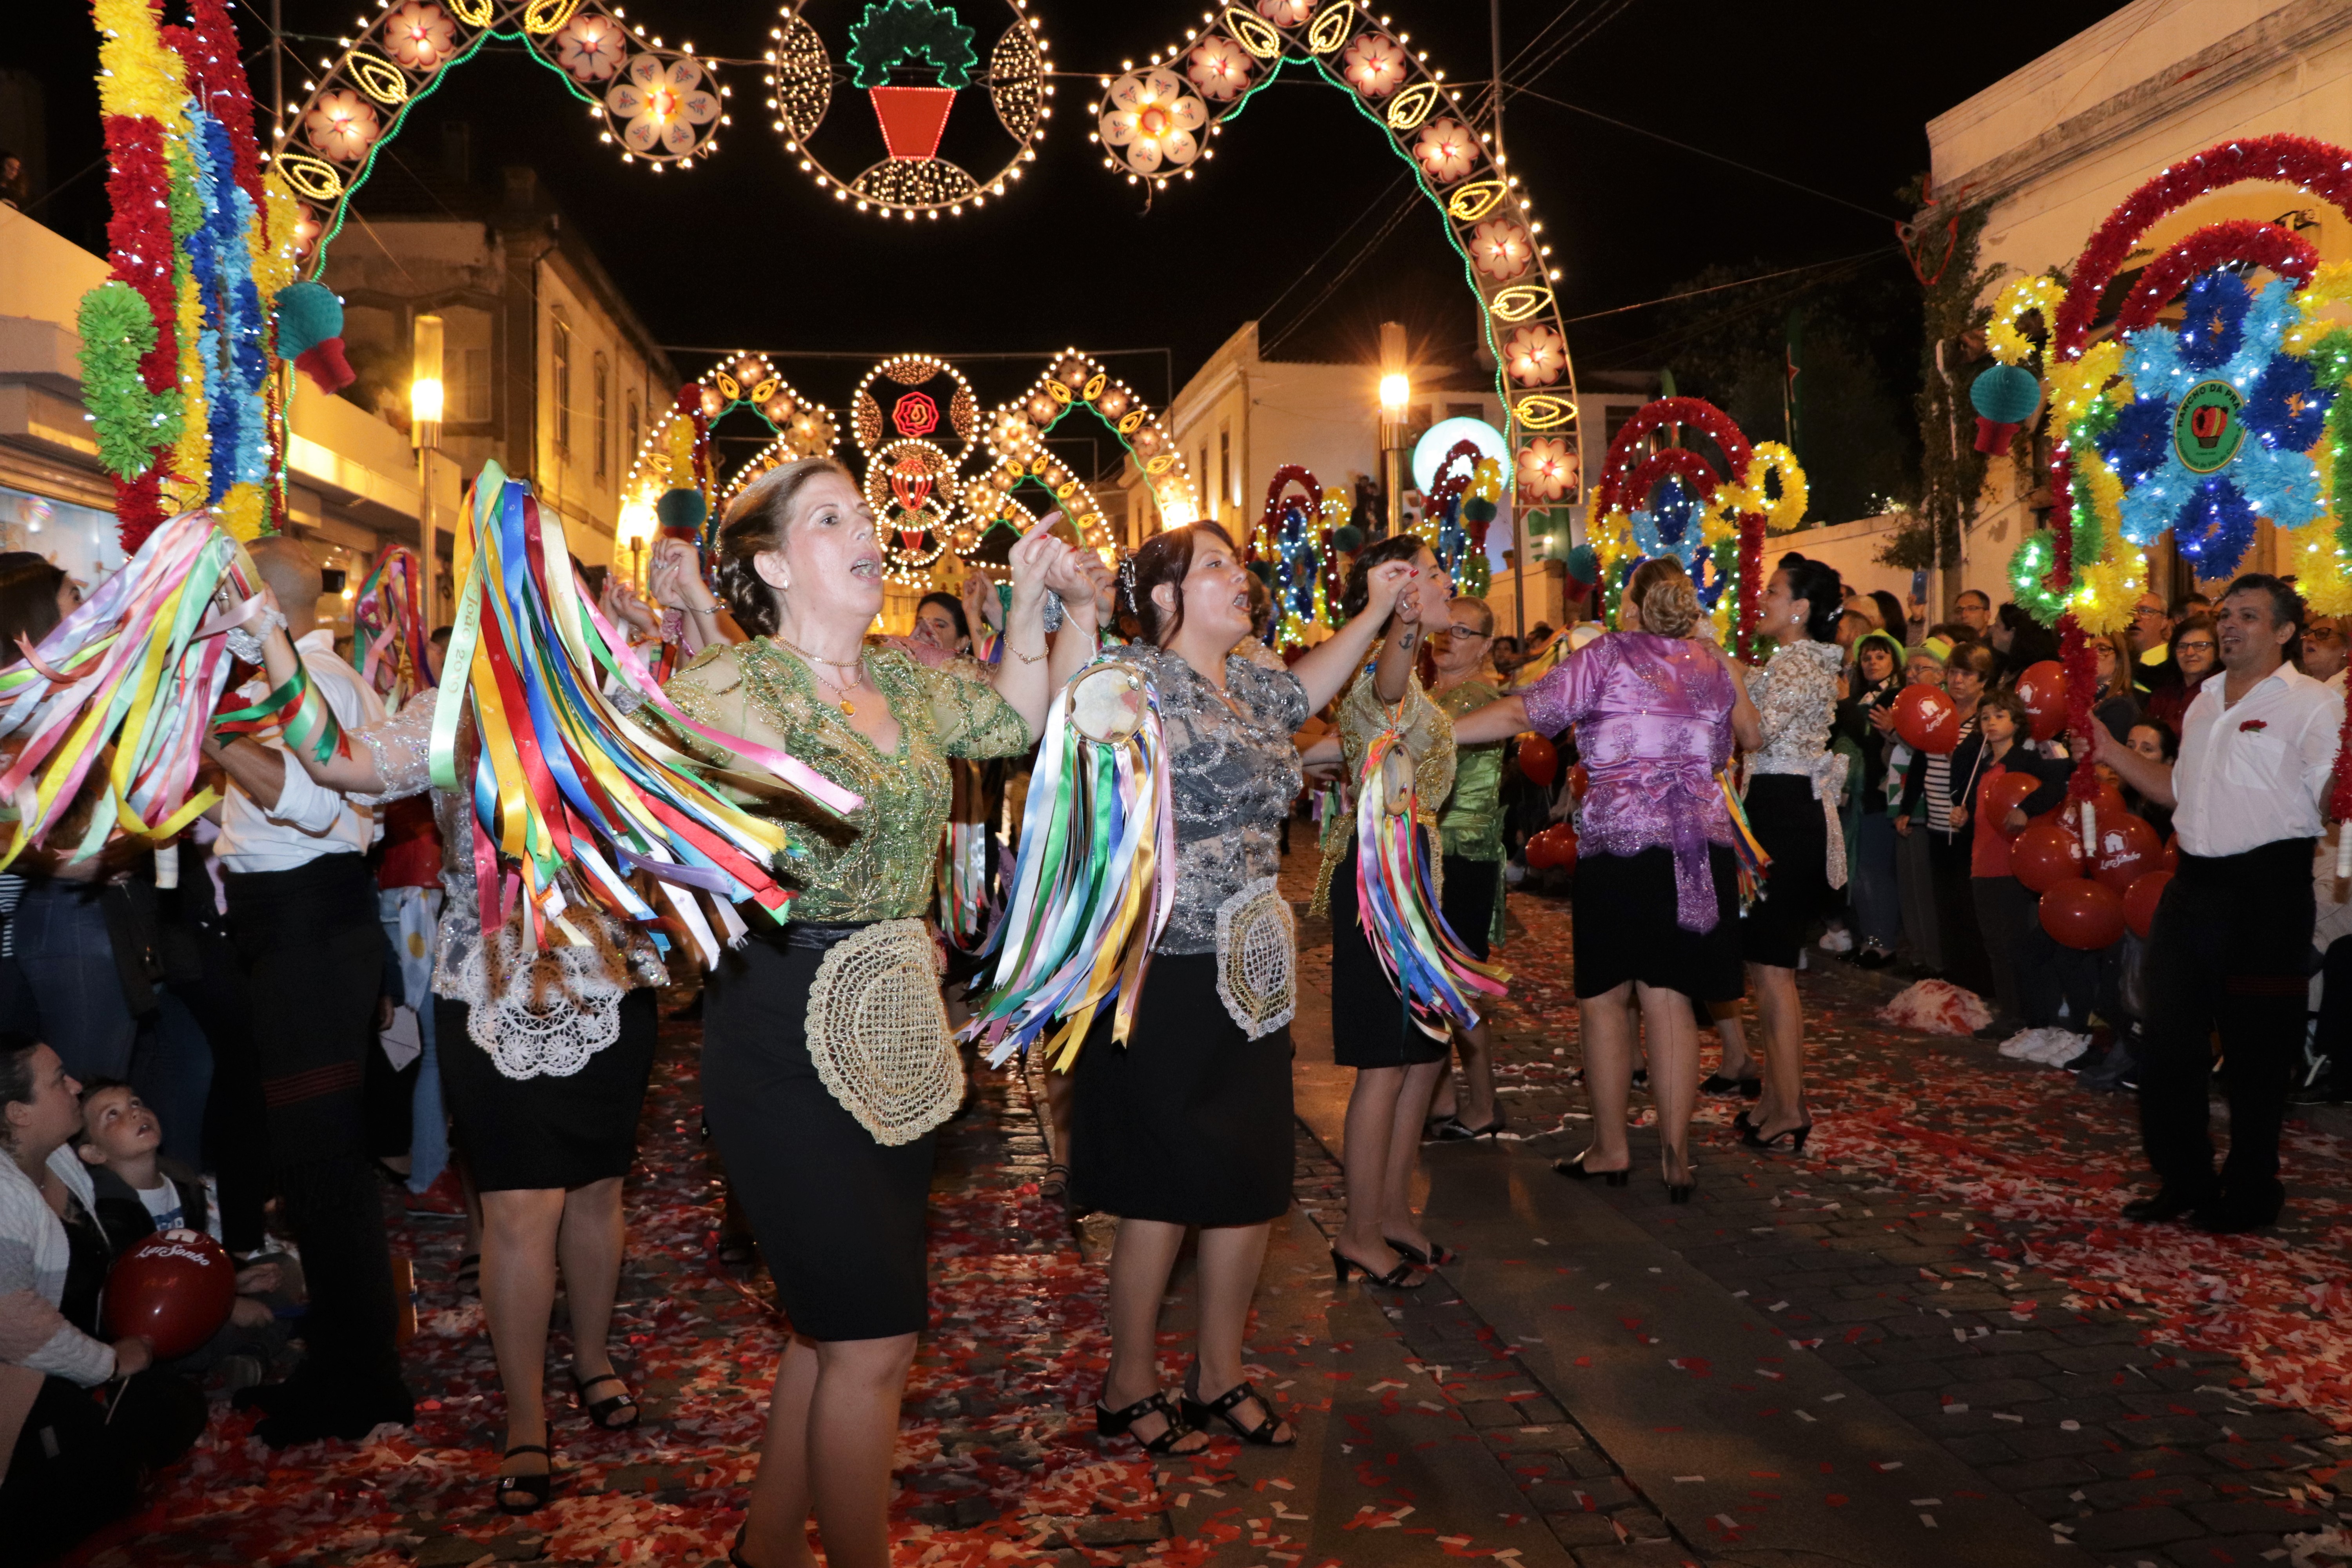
[847,0,977,89]
[2007,530,2065,626]
[2309,328,2352,557]
[76,281,183,479]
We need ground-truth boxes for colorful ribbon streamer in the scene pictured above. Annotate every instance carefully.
[350,543,434,711]
[1352,729,1509,1040]
[428,462,862,969]
[960,659,1175,1071]
[0,510,255,868]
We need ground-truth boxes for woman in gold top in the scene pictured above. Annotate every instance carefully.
[1312,534,1459,1288]
[1425,594,1507,1140]
[662,458,1092,1568]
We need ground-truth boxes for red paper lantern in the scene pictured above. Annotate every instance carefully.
[1984,771,2039,835]
[102,1229,236,1361]
[2013,660,2069,741]
[1526,823,1578,870]
[2091,813,2161,893]
[2011,821,2087,893]
[1893,686,1960,753]
[1517,733,1559,789]
[2041,878,2127,951]
[2123,869,2172,938]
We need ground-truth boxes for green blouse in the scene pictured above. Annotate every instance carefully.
[1434,679,1506,862]
[663,640,1032,923]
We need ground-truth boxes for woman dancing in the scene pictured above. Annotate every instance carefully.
[1733,554,1847,1153]
[664,460,1089,1568]
[1454,561,1759,1198]
[1074,522,1415,1455]
[1424,595,1507,1140]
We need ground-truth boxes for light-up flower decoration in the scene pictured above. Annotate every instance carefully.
[305,91,382,162]
[1186,36,1254,103]
[1469,220,1534,282]
[1341,33,1406,99]
[2094,270,2331,575]
[383,2,457,71]
[1256,0,1312,23]
[1504,324,1565,387]
[1518,436,1576,501]
[606,55,720,156]
[1412,118,1475,185]
[552,11,628,83]
[1100,69,1207,175]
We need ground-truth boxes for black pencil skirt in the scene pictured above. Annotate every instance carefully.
[1071,953,1294,1228]
[1740,774,1831,969]
[702,931,940,1342]
[1572,844,1743,1003]
[438,987,658,1193]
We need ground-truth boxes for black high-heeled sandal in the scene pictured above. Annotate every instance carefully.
[1699,1073,1760,1098]
[1180,1371,1296,1446]
[1430,1115,1505,1141]
[1662,1151,1696,1205]
[1553,1149,1630,1186]
[494,1443,553,1514]
[1095,1389,1205,1454]
[1741,1120,1813,1153]
[573,1368,640,1430]
[455,1252,481,1296]
[1040,1163,1071,1201]
[1330,1245,1425,1289]
[1385,1236,1458,1267]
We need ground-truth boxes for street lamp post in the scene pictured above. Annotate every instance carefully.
[410,314,444,632]
[1377,320,1408,541]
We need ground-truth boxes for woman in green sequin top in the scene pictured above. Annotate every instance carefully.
[661,458,1095,1568]
[1426,594,1508,1140]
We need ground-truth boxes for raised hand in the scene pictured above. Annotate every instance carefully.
[647,537,716,614]
[1358,559,1416,624]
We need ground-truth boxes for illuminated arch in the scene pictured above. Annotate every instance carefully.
[1094,3,1579,528]
[274,1,728,269]
[619,351,836,525]
[973,350,1201,553]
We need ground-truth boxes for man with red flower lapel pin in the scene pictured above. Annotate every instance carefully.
[2096,574,2343,1233]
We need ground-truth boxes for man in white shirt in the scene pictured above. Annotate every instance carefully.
[2096,573,2342,1233]
[197,537,410,1445]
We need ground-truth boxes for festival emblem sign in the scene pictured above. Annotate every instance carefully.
[2173,380,2246,475]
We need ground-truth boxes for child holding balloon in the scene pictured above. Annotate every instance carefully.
[1955,694,2069,1036]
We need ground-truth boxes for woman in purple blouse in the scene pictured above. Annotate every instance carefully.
[1456,561,1760,1200]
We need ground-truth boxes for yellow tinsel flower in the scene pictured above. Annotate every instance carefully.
[92,0,189,125]
[2289,520,2352,616]
[219,483,268,543]
[253,171,303,298]
[1722,443,1807,534]
[1987,274,2064,368]
[2075,448,2125,541]
[172,271,209,499]
[2286,261,2352,356]
[2067,554,2145,636]
[2049,341,2123,434]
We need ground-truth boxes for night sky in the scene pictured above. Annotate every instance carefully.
[18,0,2131,423]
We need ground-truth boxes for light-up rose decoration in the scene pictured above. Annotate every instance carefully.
[1100,69,1207,175]
[383,2,457,71]
[1341,33,1406,99]
[1412,118,1475,185]
[606,55,720,156]
[304,91,382,162]
[1505,325,1566,387]
[1186,36,1254,103]
[552,11,628,83]
[1518,437,1576,501]
[1469,220,1534,282]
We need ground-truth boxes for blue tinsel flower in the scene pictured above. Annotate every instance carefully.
[2243,353,2332,451]
[2176,271,2247,371]
[1628,477,1710,580]
[2175,477,2258,567]
[2099,396,2174,484]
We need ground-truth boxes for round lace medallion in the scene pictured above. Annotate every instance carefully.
[803,919,963,1146]
[1214,876,1297,1040]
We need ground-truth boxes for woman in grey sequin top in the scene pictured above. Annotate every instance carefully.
[1071,522,1414,1457]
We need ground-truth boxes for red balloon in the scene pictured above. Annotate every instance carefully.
[2161,832,2180,873]
[2092,813,2161,893]
[102,1229,236,1361]
[1517,733,1559,789]
[2040,878,2127,951]
[2014,660,2070,741]
[1893,685,1960,753]
[1983,771,2039,835]
[1568,762,1589,800]
[1527,823,1578,871]
[2123,869,2172,939]
[2011,820,2087,893]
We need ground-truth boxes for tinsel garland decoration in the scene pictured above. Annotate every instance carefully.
[1580,397,1773,652]
[960,660,1175,1069]
[1985,274,2064,368]
[75,282,182,479]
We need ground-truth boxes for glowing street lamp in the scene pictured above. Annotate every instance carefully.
[1377,321,1409,538]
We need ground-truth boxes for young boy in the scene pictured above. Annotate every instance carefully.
[74,1081,292,1381]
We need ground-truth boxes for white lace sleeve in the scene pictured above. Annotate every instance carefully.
[350,697,437,805]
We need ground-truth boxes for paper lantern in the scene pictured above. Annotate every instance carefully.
[2123,869,2172,938]
[1517,733,1559,789]
[2041,878,2126,951]
[1970,362,2040,454]
[102,1230,236,1361]
[1893,685,1960,753]
[2013,660,2069,741]
[2011,820,2086,893]
[2091,813,2161,893]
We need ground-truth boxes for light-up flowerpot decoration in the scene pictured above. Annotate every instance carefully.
[848,0,977,162]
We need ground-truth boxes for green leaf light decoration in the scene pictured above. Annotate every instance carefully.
[847,0,979,90]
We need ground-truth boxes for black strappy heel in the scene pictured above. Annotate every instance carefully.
[1095,1389,1205,1454]
[1553,1149,1630,1186]
[494,1443,553,1514]
[1180,1369,1295,1446]
[573,1368,640,1430]
[1330,1245,1425,1289]
[1386,1236,1458,1267]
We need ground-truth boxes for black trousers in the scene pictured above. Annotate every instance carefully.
[1927,827,1991,995]
[224,854,405,1398]
[0,1372,206,1568]
[2313,935,2352,1090]
[2138,839,2316,1211]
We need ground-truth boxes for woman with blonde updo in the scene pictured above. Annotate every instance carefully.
[1455,559,1759,1200]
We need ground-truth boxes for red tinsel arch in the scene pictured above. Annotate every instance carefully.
[2115,220,2319,336]
[1590,397,1764,653]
